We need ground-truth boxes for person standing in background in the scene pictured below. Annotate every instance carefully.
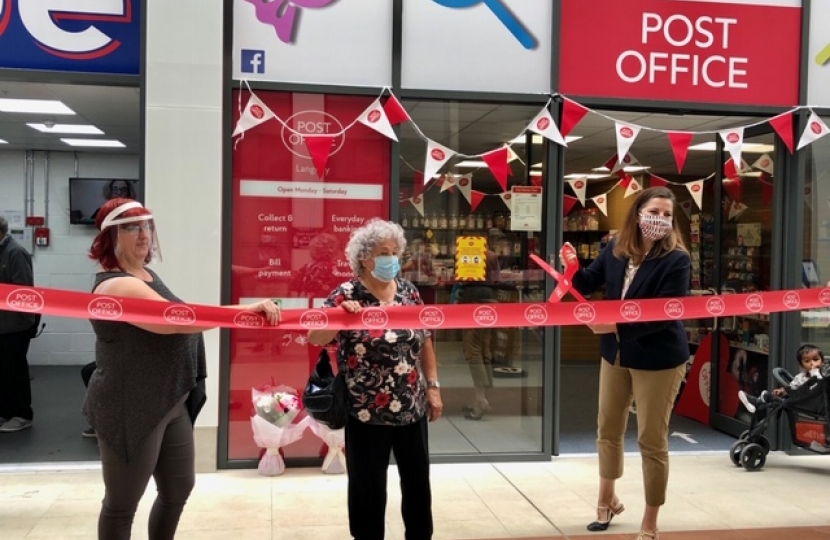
[0,216,36,433]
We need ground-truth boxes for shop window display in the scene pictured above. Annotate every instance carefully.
[398,100,546,454]
[801,116,830,363]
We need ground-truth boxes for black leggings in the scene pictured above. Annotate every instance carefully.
[97,398,195,540]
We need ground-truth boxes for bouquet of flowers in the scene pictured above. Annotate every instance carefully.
[251,384,309,476]
[307,417,346,474]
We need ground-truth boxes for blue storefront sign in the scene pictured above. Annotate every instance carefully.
[0,0,140,75]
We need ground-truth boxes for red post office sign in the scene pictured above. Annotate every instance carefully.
[559,0,801,107]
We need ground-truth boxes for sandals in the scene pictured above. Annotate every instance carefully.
[586,499,624,531]
[636,531,658,540]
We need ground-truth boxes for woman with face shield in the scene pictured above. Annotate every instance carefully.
[84,198,280,540]
[308,218,441,540]
[559,187,691,540]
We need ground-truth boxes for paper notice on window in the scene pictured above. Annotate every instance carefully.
[510,186,543,232]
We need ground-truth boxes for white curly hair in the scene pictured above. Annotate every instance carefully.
[345,218,407,276]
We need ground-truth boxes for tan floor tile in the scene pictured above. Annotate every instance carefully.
[0,517,37,540]
[433,517,510,539]
[175,528,273,540]
[25,514,98,538]
[271,524,352,540]
[177,509,272,531]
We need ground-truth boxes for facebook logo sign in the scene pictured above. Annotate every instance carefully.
[241,50,266,74]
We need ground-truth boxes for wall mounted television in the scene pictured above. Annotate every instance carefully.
[69,178,143,225]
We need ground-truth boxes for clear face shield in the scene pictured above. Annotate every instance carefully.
[100,202,163,262]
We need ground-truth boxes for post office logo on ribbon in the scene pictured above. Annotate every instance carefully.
[664,299,684,319]
[233,311,265,328]
[5,288,45,313]
[620,301,641,321]
[782,292,801,310]
[88,297,123,320]
[745,294,764,313]
[706,297,726,316]
[573,303,596,323]
[820,289,830,306]
[361,307,389,328]
[473,306,498,327]
[419,306,445,328]
[300,309,329,329]
[524,304,548,326]
[164,305,197,325]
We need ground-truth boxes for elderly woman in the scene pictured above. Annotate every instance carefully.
[309,218,442,540]
[84,198,280,540]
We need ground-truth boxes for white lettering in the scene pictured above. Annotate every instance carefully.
[729,57,748,88]
[664,14,694,47]
[649,52,669,83]
[18,0,125,54]
[617,50,647,83]
[702,55,725,87]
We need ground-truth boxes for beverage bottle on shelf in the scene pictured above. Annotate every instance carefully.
[412,213,421,229]
[513,237,522,256]
[486,213,494,230]
[439,212,448,230]
[449,212,459,230]
[476,213,485,230]
[401,212,409,229]
[439,240,448,256]
[466,213,476,230]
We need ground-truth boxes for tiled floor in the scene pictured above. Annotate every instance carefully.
[2,451,830,539]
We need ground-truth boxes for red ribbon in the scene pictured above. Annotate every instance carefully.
[1,283,827,331]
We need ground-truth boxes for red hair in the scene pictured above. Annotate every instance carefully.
[88,198,153,270]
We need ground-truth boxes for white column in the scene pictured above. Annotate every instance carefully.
[144,1,224,471]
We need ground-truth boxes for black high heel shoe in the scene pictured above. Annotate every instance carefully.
[586,500,624,531]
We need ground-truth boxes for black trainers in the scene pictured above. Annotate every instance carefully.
[82,427,97,438]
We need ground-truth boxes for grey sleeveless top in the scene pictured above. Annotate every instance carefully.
[83,269,207,463]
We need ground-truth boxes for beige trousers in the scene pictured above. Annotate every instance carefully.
[597,355,685,507]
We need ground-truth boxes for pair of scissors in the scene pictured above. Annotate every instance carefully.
[529,243,586,303]
[432,0,537,50]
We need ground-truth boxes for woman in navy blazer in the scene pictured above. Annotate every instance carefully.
[563,187,690,540]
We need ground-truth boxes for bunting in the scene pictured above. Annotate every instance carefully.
[567,177,587,206]
[233,93,276,137]
[615,122,641,165]
[527,107,566,146]
[304,135,335,179]
[481,146,511,191]
[668,131,694,173]
[797,112,830,151]
[591,194,608,216]
[769,111,795,154]
[563,195,579,216]
[719,128,744,169]
[357,99,397,141]
[383,94,410,126]
[687,179,705,210]
[423,140,455,184]
[560,98,589,137]
[470,190,486,213]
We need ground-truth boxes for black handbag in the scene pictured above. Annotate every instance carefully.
[303,349,348,430]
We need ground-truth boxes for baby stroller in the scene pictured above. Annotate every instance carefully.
[729,367,830,471]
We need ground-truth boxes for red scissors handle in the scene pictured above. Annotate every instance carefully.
[529,243,587,303]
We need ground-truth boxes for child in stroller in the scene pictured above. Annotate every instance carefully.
[738,344,826,413]
[730,344,830,471]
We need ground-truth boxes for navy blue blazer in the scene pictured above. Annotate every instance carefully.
[572,240,691,370]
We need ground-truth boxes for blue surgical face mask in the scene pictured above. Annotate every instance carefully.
[371,255,400,282]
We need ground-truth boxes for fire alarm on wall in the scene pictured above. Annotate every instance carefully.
[34,227,50,247]
[26,216,45,226]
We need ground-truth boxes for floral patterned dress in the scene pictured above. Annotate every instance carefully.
[324,278,431,426]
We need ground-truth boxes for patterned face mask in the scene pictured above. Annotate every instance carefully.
[638,213,673,241]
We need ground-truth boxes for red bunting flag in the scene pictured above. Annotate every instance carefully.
[667,131,694,173]
[768,111,795,154]
[761,180,773,207]
[304,135,335,179]
[413,171,425,195]
[481,147,511,190]
[563,195,579,216]
[560,98,589,137]
[723,177,743,202]
[470,190,486,213]
[650,174,670,187]
[619,175,632,189]
[383,94,410,126]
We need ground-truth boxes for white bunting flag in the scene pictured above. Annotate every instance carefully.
[719,128,744,170]
[357,99,397,142]
[680,199,693,220]
[507,145,520,162]
[797,112,830,150]
[591,194,608,216]
[728,200,748,220]
[615,122,641,165]
[686,179,705,210]
[232,94,276,136]
[624,177,642,199]
[410,196,425,217]
[423,140,455,184]
[611,152,641,174]
[457,174,473,203]
[527,107,566,146]
[499,191,513,211]
[567,177,587,206]
[439,174,457,193]
[752,154,774,174]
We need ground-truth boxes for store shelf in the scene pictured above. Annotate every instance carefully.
[728,341,769,355]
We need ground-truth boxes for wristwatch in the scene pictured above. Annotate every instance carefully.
[426,380,441,389]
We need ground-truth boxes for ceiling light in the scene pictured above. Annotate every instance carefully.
[61,138,125,148]
[28,123,103,134]
[0,99,75,115]
[592,165,651,173]
[0,139,7,144]
[688,142,775,153]
[531,162,543,169]
[530,171,542,177]
[565,173,609,180]
[455,160,488,168]
[509,134,582,145]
